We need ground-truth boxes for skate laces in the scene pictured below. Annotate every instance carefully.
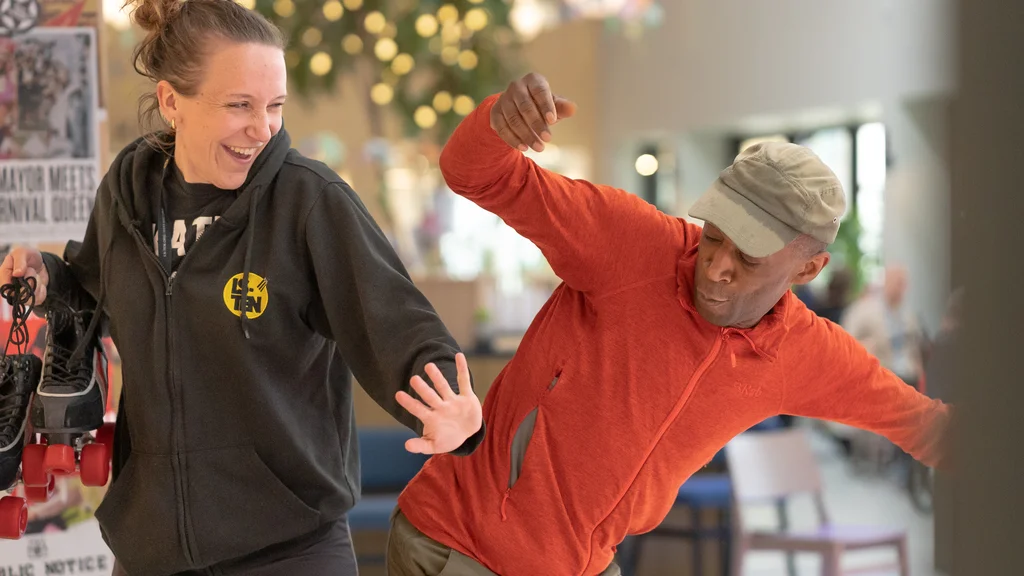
[1,276,35,355]
[0,277,35,437]
[43,341,91,389]
[0,382,27,438]
[41,298,93,391]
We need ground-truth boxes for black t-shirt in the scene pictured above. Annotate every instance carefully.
[153,162,237,273]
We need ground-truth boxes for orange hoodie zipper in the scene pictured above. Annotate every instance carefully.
[583,330,726,573]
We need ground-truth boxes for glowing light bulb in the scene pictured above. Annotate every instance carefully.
[364,11,386,34]
[433,91,453,113]
[302,28,323,48]
[375,38,398,61]
[415,106,438,128]
[437,4,459,24]
[453,95,475,116]
[342,34,363,55]
[635,154,659,176]
[464,8,488,31]
[273,0,295,18]
[391,53,415,75]
[416,14,439,37]
[458,50,478,70]
[309,52,333,76]
[322,1,343,21]
[371,83,394,105]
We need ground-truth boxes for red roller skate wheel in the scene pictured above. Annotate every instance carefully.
[21,444,50,487]
[44,444,76,476]
[24,475,55,504]
[0,496,28,539]
[80,443,110,487]
[95,423,115,449]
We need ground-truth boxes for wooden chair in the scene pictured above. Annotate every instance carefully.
[725,428,909,576]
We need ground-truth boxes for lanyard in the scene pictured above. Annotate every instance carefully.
[157,206,172,274]
[156,158,173,274]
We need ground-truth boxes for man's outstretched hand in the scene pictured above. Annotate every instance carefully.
[490,72,577,153]
[396,353,483,454]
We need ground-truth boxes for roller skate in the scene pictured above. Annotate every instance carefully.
[0,277,48,539]
[0,354,44,539]
[27,299,112,495]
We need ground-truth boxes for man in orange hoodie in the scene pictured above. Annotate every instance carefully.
[387,73,952,576]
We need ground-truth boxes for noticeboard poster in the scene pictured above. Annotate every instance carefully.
[0,26,100,245]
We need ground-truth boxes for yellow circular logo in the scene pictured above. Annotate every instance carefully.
[223,273,269,319]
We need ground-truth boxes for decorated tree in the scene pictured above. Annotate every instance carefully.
[243,0,661,262]
[247,0,523,144]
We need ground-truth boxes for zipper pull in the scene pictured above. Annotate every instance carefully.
[500,488,511,521]
[166,271,177,296]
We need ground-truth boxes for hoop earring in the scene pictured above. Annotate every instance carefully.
[170,118,176,131]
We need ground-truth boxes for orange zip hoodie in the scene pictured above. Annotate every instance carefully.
[397,96,951,576]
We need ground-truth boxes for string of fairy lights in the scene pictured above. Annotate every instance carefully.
[237,0,520,140]
[101,1,660,142]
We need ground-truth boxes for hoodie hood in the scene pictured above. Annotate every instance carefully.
[109,128,292,229]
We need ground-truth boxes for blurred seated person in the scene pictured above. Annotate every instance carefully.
[829,265,927,461]
[842,264,926,388]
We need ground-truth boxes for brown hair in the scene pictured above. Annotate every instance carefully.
[126,0,285,143]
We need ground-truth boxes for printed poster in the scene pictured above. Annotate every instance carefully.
[0,27,100,244]
[0,521,114,576]
[0,1,111,566]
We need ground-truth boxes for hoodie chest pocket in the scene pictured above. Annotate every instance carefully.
[508,367,563,490]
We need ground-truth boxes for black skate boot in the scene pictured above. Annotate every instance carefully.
[0,277,43,491]
[0,355,41,490]
[0,277,44,540]
[29,301,109,482]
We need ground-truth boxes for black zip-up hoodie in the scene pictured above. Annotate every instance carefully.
[41,128,482,575]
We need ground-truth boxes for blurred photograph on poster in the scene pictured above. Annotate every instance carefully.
[0,27,99,244]
[0,28,95,160]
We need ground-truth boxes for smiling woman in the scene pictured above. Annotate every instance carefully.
[0,0,484,574]
[155,41,288,189]
[130,0,287,190]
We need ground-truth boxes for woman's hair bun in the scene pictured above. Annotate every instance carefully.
[126,0,184,34]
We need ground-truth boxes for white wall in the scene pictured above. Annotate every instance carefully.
[882,97,952,331]
[672,132,732,217]
[597,0,954,160]
[594,0,955,328]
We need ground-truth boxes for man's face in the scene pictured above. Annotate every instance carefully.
[693,223,829,328]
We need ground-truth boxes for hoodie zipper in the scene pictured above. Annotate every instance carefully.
[582,331,725,574]
[114,145,268,568]
[128,227,200,565]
